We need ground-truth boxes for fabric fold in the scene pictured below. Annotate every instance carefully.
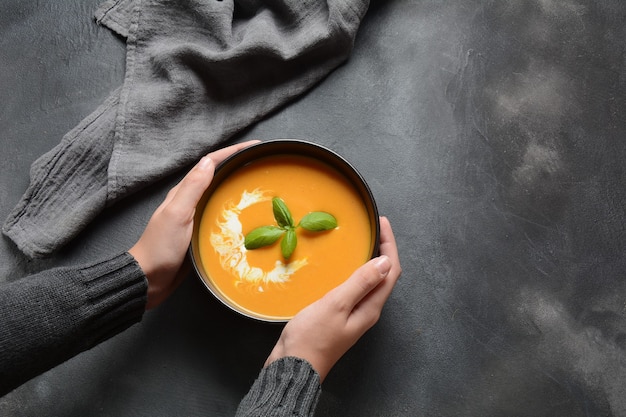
[3,0,370,257]
[94,0,136,38]
[2,90,120,258]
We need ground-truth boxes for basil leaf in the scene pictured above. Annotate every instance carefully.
[281,228,297,259]
[245,197,337,261]
[300,212,338,231]
[272,197,294,228]
[244,226,285,250]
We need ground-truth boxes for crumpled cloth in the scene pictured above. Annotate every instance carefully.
[3,0,369,258]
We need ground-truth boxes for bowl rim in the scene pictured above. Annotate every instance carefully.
[189,139,380,323]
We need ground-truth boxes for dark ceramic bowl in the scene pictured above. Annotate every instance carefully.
[190,139,380,322]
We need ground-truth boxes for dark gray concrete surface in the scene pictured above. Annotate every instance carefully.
[1,0,625,415]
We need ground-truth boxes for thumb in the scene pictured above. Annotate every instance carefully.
[169,156,215,213]
[333,256,392,310]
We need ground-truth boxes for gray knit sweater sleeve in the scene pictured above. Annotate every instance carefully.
[0,252,147,396]
[0,253,322,414]
[236,357,322,417]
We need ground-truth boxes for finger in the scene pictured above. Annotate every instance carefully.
[165,156,216,215]
[349,218,402,319]
[208,140,260,165]
[155,141,260,220]
[159,141,258,210]
[159,182,182,208]
[348,273,396,326]
[377,217,402,287]
[379,216,400,272]
[331,255,392,312]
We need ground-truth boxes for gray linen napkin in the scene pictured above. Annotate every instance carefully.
[3,0,369,257]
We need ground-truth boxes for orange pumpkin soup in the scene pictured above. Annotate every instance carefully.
[197,154,373,320]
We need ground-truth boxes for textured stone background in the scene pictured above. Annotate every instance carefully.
[1,0,625,415]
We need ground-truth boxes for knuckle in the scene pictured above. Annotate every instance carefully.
[161,202,190,221]
[360,264,383,289]
[329,296,352,314]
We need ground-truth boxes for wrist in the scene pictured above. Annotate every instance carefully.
[128,246,159,309]
[265,343,332,382]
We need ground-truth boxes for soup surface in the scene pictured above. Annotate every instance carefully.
[197,154,373,320]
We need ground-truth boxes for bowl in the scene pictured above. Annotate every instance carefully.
[190,139,380,322]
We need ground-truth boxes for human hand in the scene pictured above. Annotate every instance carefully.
[129,140,260,310]
[264,216,402,382]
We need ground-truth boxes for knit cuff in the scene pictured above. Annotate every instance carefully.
[0,252,147,396]
[236,357,321,417]
[74,252,147,346]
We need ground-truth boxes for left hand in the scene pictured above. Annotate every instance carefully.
[129,140,260,309]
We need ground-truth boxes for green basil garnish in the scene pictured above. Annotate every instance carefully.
[299,212,338,231]
[243,197,338,260]
[244,226,285,249]
[272,197,294,228]
[281,228,297,259]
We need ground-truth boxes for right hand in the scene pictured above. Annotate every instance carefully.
[264,216,402,382]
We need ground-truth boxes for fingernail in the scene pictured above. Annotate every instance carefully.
[374,255,391,278]
[198,156,213,170]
